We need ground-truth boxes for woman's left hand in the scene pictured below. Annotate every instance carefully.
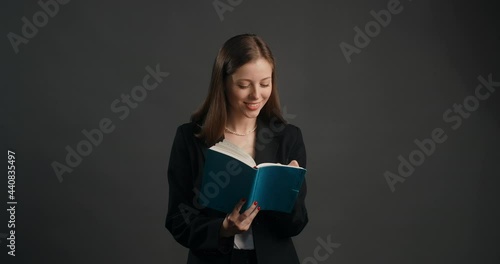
[219,198,260,238]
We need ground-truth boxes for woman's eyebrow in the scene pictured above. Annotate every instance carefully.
[236,77,272,81]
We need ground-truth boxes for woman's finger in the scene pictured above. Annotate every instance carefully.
[237,202,260,228]
[240,201,258,219]
[231,198,247,216]
[242,204,261,227]
[247,205,260,222]
[288,160,299,167]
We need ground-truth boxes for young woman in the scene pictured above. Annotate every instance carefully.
[165,34,308,264]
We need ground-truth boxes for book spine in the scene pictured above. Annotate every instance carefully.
[247,167,259,208]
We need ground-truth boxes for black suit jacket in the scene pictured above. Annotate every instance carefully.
[165,116,308,264]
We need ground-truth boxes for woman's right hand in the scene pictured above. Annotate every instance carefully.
[219,198,260,238]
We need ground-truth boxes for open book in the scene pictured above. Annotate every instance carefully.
[198,139,307,214]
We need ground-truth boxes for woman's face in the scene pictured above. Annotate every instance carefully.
[226,58,273,120]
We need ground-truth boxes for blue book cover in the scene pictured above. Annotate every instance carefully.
[198,140,306,214]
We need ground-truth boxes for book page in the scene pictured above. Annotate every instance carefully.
[256,162,305,169]
[210,139,256,167]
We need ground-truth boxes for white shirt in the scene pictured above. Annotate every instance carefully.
[234,226,254,249]
[219,139,256,249]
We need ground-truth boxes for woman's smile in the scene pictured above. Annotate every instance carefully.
[245,102,260,111]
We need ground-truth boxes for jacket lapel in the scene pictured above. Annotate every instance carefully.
[254,116,279,165]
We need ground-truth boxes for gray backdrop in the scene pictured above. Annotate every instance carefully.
[2,0,499,263]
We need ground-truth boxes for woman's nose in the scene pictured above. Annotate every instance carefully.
[249,86,259,98]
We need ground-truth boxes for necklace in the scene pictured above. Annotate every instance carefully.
[224,125,257,136]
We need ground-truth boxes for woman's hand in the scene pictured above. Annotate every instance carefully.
[288,160,299,167]
[219,160,299,238]
[219,198,260,238]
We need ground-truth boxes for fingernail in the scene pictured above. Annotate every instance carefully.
[257,206,261,211]
[253,201,258,205]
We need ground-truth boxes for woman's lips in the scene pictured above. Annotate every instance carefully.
[245,102,260,111]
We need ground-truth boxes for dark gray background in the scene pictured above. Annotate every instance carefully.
[2,0,499,263]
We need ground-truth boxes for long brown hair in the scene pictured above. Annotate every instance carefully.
[191,34,286,146]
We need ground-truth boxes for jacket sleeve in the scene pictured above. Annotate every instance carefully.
[165,125,233,253]
[266,126,309,238]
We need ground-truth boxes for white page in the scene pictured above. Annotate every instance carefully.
[210,139,256,167]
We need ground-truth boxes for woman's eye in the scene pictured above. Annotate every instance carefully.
[238,85,249,88]
[260,84,270,87]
